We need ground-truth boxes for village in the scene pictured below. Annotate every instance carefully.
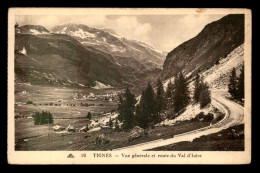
[14,84,127,149]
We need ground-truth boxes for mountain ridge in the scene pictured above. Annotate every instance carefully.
[160,14,244,81]
[52,23,166,69]
[15,26,125,88]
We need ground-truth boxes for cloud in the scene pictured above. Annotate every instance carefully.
[15,14,225,52]
[111,16,152,42]
[73,15,107,28]
[153,15,225,51]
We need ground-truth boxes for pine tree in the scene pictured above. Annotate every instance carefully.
[117,95,124,121]
[228,68,238,99]
[193,73,201,103]
[48,111,54,124]
[136,93,150,128]
[155,79,166,115]
[144,82,156,116]
[40,111,45,125]
[115,118,120,131]
[87,111,92,120]
[173,71,190,113]
[34,112,40,125]
[237,65,244,101]
[119,88,136,130]
[199,82,211,108]
[165,80,173,99]
[108,117,113,128]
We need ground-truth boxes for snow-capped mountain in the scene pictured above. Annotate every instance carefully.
[15,25,125,87]
[52,23,166,69]
[15,24,162,91]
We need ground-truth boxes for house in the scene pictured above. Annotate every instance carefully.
[66,124,76,132]
[79,125,89,132]
[87,93,96,100]
[53,125,65,132]
[57,99,63,103]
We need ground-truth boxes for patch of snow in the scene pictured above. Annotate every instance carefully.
[70,29,96,39]
[163,77,175,91]
[67,79,74,84]
[19,47,27,55]
[156,103,214,127]
[55,131,68,134]
[61,27,67,34]
[91,81,113,89]
[135,95,141,106]
[130,46,142,52]
[185,72,193,78]
[30,29,49,35]
[110,44,126,53]
[115,61,122,66]
[78,83,85,87]
[88,127,101,133]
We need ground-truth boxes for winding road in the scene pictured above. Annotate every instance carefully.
[113,91,244,151]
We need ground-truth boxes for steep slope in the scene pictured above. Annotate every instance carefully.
[15,25,125,88]
[202,44,244,91]
[160,14,244,80]
[158,43,244,127]
[83,44,162,94]
[52,23,166,69]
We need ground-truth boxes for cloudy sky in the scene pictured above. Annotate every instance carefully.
[16,14,226,52]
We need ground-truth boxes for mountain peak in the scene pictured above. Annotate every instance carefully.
[18,25,50,34]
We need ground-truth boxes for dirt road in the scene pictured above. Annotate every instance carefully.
[113,91,244,151]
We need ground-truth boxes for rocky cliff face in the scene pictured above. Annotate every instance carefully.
[160,14,244,80]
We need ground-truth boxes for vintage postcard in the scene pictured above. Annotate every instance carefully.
[8,8,251,164]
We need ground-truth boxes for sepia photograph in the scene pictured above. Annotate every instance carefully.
[8,8,251,164]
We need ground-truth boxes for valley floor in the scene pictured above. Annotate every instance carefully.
[14,84,244,151]
[15,118,213,151]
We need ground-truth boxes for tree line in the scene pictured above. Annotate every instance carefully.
[33,111,54,125]
[118,71,211,130]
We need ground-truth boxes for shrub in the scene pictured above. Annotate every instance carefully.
[95,135,110,145]
[95,136,102,145]
[194,112,205,121]
[114,118,120,131]
[27,101,33,105]
[87,112,92,120]
[203,113,214,122]
[108,118,113,128]
[215,113,225,122]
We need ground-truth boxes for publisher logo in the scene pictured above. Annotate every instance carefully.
[67,153,74,158]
